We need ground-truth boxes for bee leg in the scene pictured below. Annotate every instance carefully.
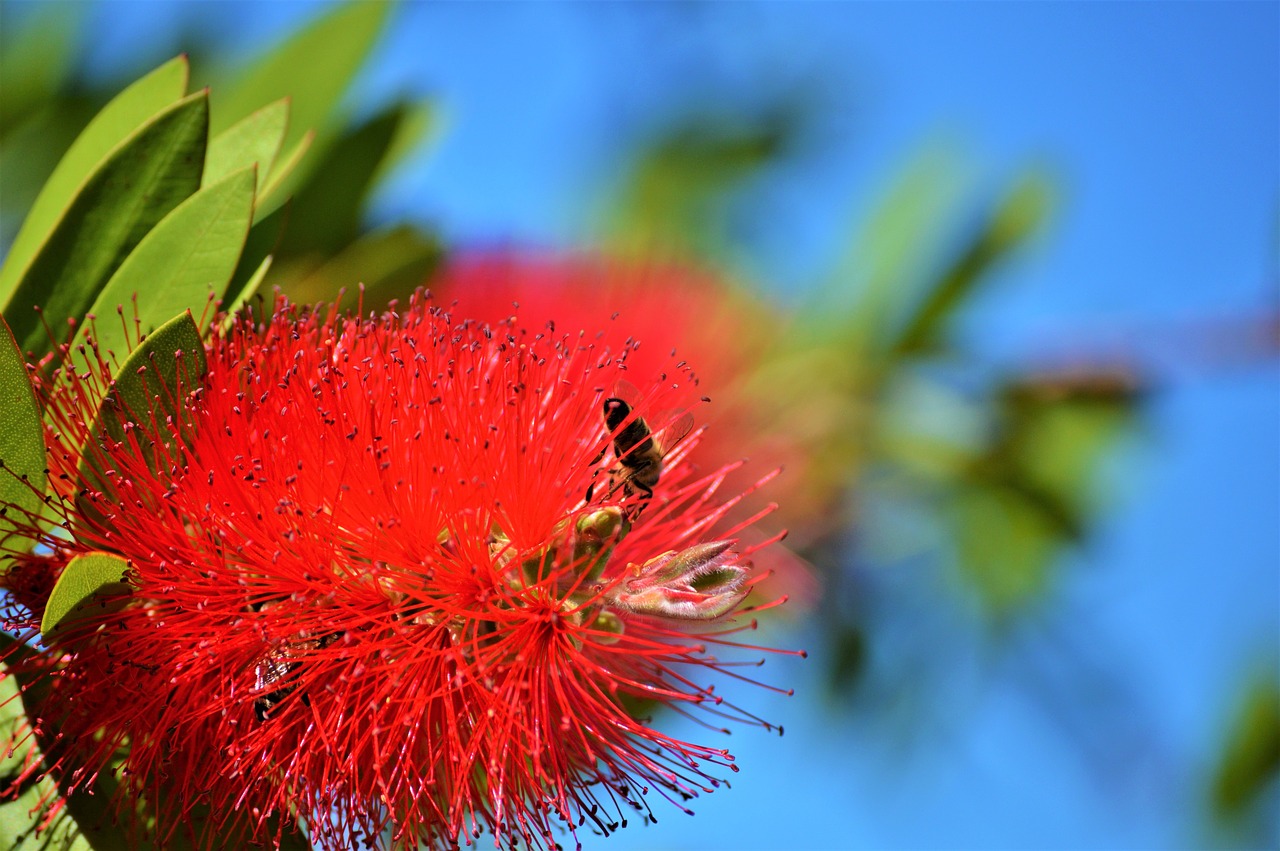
[626,459,656,500]
[584,443,610,502]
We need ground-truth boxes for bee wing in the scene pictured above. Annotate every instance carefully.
[655,410,694,454]
[611,379,642,406]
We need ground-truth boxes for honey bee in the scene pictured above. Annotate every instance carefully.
[587,381,693,506]
[252,629,343,722]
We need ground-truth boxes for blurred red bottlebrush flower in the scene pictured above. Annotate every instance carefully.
[0,293,800,849]
[431,251,819,605]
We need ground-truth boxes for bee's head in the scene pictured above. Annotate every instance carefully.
[602,397,632,431]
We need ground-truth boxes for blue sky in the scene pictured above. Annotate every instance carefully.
[11,1,1280,847]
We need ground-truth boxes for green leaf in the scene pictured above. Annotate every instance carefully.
[0,316,45,560]
[202,98,288,192]
[39,552,130,637]
[77,311,207,491]
[0,99,102,249]
[0,57,189,308]
[253,130,315,222]
[81,166,256,361]
[2,91,209,362]
[890,170,1055,359]
[211,0,391,164]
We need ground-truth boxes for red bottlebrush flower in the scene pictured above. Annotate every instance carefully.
[1,293,799,850]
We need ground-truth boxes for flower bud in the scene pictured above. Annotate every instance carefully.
[610,540,748,620]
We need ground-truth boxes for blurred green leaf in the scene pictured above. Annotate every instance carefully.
[245,100,437,298]
[829,625,869,693]
[78,311,207,491]
[368,98,438,190]
[210,0,391,162]
[0,7,79,138]
[40,552,130,637]
[890,171,1055,359]
[608,108,795,259]
[81,166,255,360]
[1212,678,1280,818]
[0,316,45,567]
[1,91,209,361]
[821,145,971,350]
[940,370,1139,610]
[950,481,1061,611]
[0,96,101,249]
[275,104,408,257]
[202,97,288,192]
[1000,373,1139,533]
[0,57,189,308]
[278,225,443,311]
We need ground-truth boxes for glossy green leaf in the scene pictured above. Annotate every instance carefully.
[2,91,209,361]
[0,316,45,559]
[0,57,189,307]
[211,0,390,161]
[78,311,207,491]
[82,166,256,359]
[40,551,130,636]
[203,98,288,192]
